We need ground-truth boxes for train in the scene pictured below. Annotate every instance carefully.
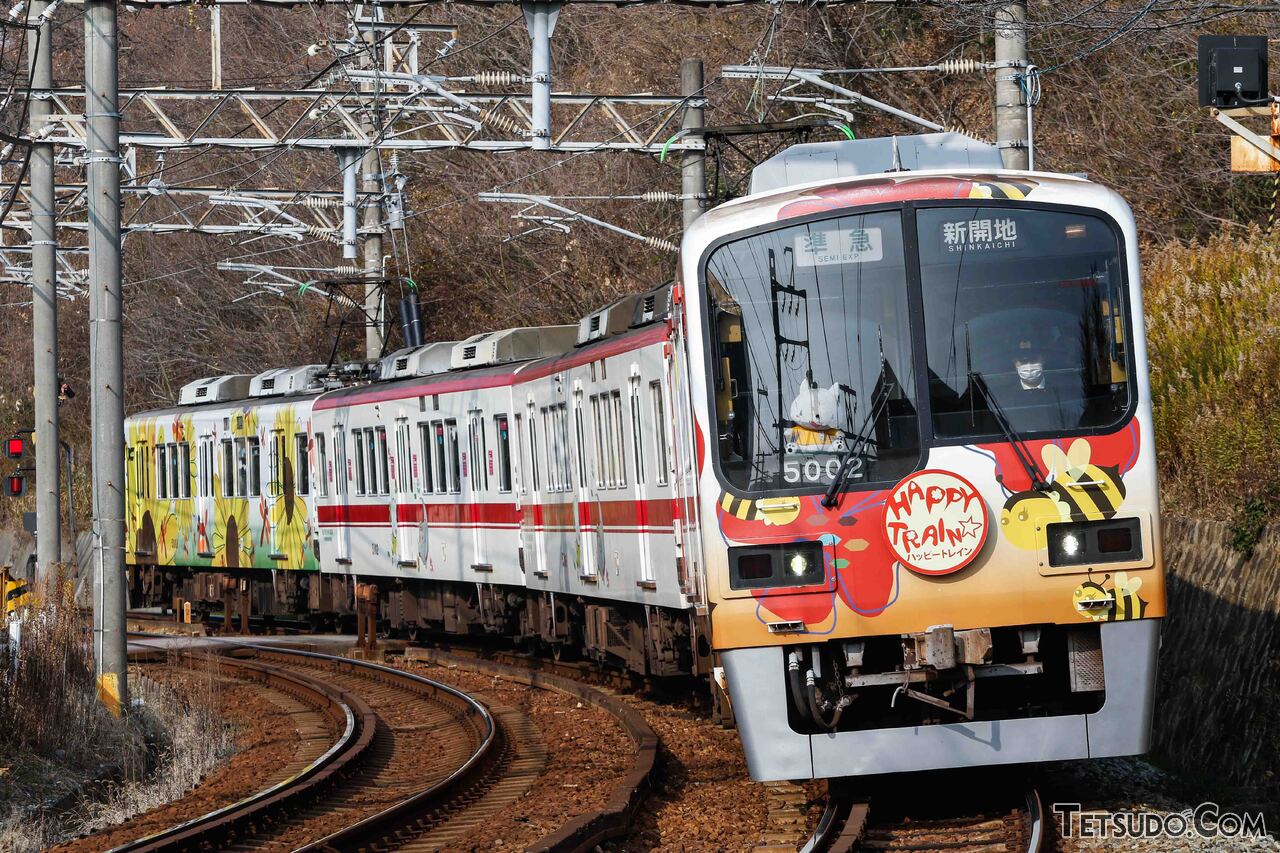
[125,131,1166,781]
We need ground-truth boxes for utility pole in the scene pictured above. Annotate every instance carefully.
[680,57,706,229]
[29,0,60,581]
[993,0,1029,170]
[85,0,128,713]
[357,9,386,359]
[523,2,560,151]
[210,5,222,90]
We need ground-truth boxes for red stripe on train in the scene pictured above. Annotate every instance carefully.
[317,497,677,530]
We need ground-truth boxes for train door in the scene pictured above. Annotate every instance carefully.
[524,400,548,576]
[268,427,285,559]
[333,425,352,564]
[466,409,489,570]
[394,418,414,565]
[196,433,215,558]
[666,330,704,603]
[572,385,596,581]
[629,368,655,585]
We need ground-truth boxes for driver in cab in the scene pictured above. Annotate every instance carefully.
[996,338,1085,432]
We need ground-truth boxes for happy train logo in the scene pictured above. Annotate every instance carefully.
[883,470,989,576]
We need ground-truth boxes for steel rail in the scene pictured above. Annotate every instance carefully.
[119,637,496,853]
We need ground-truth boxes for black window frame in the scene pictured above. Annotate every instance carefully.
[697,198,1140,500]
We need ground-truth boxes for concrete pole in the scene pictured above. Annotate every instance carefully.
[210,5,222,90]
[85,0,128,712]
[29,0,60,580]
[993,0,1029,170]
[680,58,706,229]
[523,2,560,151]
[361,146,385,359]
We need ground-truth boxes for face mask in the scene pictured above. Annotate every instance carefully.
[1017,362,1044,385]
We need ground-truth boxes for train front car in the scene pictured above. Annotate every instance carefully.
[684,134,1165,780]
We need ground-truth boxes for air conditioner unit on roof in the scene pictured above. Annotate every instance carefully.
[248,365,327,398]
[379,341,459,380]
[449,326,577,370]
[177,375,253,406]
[577,293,642,345]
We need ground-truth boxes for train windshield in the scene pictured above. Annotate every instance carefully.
[706,210,920,493]
[918,206,1130,439]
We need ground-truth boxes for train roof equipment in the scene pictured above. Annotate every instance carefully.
[177,374,253,406]
[577,293,644,345]
[748,131,1004,194]
[449,325,578,370]
[248,365,329,398]
[379,341,460,381]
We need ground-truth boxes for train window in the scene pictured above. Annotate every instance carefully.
[199,437,213,498]
[156,444,168,499]
[334,430,347,498]
[376,427,390,496]
[495,415,512,493]
[573,394,587,488]
[391,420,407,491]
[353,429,367,495]
[295,433,310,496]
[610,391,627,488]
[364,429,379,495]
[178,443,191,499]
[704,210,917,492]
[168,444,180,499]
[528,408,541,492]
[269,433,282,496]
[479,417,490,491]
[446,419,461,494]
[222,439,235,497]
[556,404,571,492]
[418,424,434,494]
[235,438,249,497]
[248,437,261,497]
[513,413,525,495]
[467,414,481,492]
[918,207,1131,438]
[630,379,645,485]
[650,381,669,486]
[316,433,328,497]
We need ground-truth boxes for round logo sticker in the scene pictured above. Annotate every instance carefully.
[883,469,989,576]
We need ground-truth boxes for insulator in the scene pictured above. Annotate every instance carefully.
[644,236,680,254]
[305,225,342,243]
[472,71,518,87]
[641,190,680,203]
[480,107,523,135]
[301,195,343,210]
[331,265,363,277]
[936,58,984,75]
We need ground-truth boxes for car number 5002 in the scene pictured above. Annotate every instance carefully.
[783,458,843,483]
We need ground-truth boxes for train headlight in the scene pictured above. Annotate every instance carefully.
[1047,518,1143,567]
[729,541,824,590]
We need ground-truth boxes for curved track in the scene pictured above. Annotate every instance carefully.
[804,786,1047,853]
[119,639,498,853]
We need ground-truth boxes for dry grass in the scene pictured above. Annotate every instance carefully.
[1145,228,1280,524]
[0,582,232,851]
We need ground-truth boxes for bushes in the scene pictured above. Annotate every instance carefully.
[1144,229,1280,529]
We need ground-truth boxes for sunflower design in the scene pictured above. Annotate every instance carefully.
[268,407,310,568]
[212,472,254,568]
[170,413,198,556]
[125,418,178,565]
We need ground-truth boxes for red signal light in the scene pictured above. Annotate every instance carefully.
[4,475,24,498]
[5,436,24,459]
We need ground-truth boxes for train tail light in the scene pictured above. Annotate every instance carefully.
[1047,518,1142,567]
[728,541,824,590]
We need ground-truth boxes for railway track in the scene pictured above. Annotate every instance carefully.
[117,634,657,852]
[803,783,1047,853]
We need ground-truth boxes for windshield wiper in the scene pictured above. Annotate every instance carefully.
[822,382,892,509]
[969,372,1049,491]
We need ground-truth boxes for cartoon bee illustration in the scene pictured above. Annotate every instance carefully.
[1000,439,1127,550]
[719,493,803,526]
[1071,572,1147,622]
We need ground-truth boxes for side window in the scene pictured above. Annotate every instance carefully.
[527,407,541,492]
[295,433,310,496]
[222,439,235,497]
[446,419,461,494]
[418,423,434,494]
[630,379,645,485]
[157,444,169,499]
[651,381,670,486]
[611,390,627,488]
[173,443,186,499]
[573,394,587,488]
[591,395,606,488]
[513,413,525,495]
[557,404,571,492]
[199,436,213,498]
[396,422,412,494]
[364,429,379,495]
[468,413,482,492]
[353,429,367,496]
[235,438,248,497]
[248,437,261,497]
[316,432,328,497]
[433,421,448,494]
[269,433,282,496]
[334,429,348,498]
[495,415,512,493]
[376,426,390,496]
